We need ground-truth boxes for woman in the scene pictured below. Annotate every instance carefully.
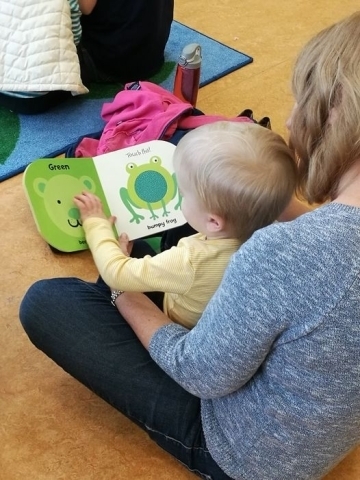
[19,11,360,480]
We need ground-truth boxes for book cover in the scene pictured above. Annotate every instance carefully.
[23,140,186,252]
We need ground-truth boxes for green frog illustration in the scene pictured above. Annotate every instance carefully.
[120,156,182,224]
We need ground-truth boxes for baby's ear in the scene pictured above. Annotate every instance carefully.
[207,213,225,233]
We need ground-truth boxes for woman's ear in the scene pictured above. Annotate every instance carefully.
[206,213,225,233]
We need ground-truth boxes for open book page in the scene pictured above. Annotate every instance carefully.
[23,157,108,252]
[23,140,186,252]
[94,140,185,241]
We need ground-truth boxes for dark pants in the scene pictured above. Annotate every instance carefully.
[0,90,72,115]
[19,239,232,480]
[0,45,117,115]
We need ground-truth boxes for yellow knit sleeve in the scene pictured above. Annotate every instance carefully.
[83,217,195,293]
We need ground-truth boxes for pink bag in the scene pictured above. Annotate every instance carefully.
[75,81,254,158]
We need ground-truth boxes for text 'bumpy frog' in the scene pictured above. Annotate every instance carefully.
[120,156,182,224]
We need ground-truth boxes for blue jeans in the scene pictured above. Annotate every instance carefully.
[19,244,233,480]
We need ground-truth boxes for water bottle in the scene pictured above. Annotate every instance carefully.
[173,43,202,107]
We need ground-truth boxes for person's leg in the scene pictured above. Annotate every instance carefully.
[19,278,231,479]
[0,91,72,114]
[131,238,157,257]
[77,43,124,85]
[160,223,197,251]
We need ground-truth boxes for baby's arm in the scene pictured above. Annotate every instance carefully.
[73,192,193,294]
[73,191,108,221]
[78,0,97,15]
[74,192,133,257]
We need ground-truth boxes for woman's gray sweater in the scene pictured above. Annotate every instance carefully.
[150,202,360,480]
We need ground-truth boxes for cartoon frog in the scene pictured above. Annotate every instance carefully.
[120,156,181,224]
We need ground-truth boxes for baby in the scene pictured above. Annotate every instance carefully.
[74,121,297,328]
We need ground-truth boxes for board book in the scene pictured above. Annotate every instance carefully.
[23,140,186,252]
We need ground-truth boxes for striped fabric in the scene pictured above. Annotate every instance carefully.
[68,0,82,46]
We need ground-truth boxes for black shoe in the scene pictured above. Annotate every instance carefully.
[238,108,254,119]
[258,116,272,130]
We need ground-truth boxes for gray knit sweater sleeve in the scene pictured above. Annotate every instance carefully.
[149,203,360,480]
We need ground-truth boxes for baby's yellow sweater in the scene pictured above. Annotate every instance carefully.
[83,218,240,328]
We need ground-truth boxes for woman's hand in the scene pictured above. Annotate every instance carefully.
[73,191,108,222]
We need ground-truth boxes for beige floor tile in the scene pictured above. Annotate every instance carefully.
[1,1,360,478]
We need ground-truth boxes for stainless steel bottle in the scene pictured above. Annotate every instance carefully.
[173,43,202,106]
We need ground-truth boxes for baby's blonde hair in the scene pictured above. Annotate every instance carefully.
[290,11,360,204]
[173,121,297,243]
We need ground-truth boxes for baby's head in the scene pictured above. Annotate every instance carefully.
[173,121,297,242]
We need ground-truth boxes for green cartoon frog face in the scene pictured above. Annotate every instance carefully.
[120,156,181,223]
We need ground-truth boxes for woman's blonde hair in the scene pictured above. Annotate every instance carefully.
[290,11,360,204]
[173,121,297,243]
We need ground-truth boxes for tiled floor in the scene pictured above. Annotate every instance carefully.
[1,2,360,478]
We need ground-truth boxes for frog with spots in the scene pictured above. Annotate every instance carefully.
[120,156,182,224]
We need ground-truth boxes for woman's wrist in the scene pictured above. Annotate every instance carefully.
[110,289,124,306]
[113,292,172,350]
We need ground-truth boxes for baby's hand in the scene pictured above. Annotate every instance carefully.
[118,232,133,256]
[73,191,108,222]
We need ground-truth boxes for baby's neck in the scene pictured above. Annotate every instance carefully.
[204,230,235,240]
